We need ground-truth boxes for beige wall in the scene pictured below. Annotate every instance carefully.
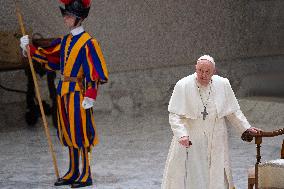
[1,0,283,71]
[90,0,284,72]
[1,0,283,111]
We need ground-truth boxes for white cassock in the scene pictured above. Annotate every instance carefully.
[161,73,251,189]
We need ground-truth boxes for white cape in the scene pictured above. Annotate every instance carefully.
[168,73,240,119]
[162,73,241,189]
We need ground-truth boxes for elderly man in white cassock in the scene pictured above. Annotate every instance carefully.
[161,55,261,189]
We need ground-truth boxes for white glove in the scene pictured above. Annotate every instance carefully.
[20,35,29,56]
[82,97,95,109]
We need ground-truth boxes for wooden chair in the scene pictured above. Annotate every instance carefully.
[245,128,284,189]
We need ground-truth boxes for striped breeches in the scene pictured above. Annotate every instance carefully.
[56,91,99,148]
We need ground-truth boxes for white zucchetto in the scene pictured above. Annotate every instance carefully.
[198,55,215,66]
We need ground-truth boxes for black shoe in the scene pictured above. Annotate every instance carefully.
[71,180,93,188]
[54,178,75,186]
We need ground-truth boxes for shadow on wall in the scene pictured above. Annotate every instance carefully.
[237,72,284,97]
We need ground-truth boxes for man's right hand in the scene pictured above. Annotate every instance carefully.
[178,136,192,148]
[20,35,29,56]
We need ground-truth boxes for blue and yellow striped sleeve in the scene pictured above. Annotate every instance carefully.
[30,37,62,71]
[82,38,108,84]
[82,38,108,99]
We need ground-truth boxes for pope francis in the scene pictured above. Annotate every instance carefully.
[161,55,260,189]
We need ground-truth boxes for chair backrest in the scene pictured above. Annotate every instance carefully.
[281,139,284,159]
[248,128,284,189]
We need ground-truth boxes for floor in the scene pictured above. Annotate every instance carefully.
[0,99,283,189]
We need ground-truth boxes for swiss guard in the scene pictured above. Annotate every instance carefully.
[20,0,108,188]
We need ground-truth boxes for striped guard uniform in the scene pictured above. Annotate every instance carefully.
[29,31,108,149]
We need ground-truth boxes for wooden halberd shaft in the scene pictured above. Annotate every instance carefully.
[14,1,59,179]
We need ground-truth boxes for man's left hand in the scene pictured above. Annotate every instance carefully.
[82,97,95,109]
[247,127,262,134]
[241,127,262,142]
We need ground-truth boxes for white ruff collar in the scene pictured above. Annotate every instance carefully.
[70,26,84,36]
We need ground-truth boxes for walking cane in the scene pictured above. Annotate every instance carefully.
[184,141,192,189]
[184,147,189,189]
[14,1,60,179]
